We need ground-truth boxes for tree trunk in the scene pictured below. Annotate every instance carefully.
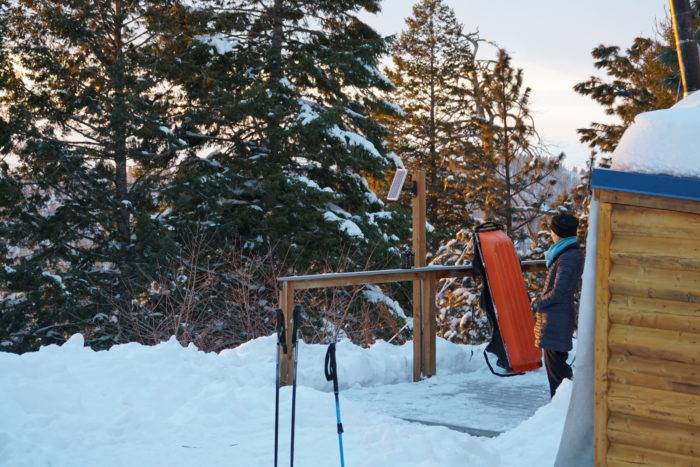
[111,0,132,309]
[669,0,700,95]
[500,80,513,237]
[112,0,130,245]
[268,0,285,161]
[428,14,437,228]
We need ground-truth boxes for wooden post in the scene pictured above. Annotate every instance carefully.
[421,274,437,377]
[279,281,295,386]
[412,170,427,381]
[594,201,613,466]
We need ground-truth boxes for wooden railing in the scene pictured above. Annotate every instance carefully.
[276,260,546,385]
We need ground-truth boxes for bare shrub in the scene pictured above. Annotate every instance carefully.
[114,234,408,351]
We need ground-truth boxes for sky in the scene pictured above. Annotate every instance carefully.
[360,0,670,169]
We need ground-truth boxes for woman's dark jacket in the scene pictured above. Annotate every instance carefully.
[532,243,584,351]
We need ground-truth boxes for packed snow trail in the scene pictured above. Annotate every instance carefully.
[344,368,551,435]
[0,334,570,467]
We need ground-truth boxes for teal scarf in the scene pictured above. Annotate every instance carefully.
[545,236,578,267]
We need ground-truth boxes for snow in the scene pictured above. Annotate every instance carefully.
[279,77,294,90]
[0,334,571,467]
[291,175,333,193]
[363,285,407,320]
[323,211,365,239]
[196,34,239,55]
[298,100,319,125]
[387,151,405,169]
[327,125,383,161]
[158,125,174,136]
[382,100,406,117]
[41,271,66,290]
[357,58,393,87]
[612,91,700,177]
[553,200,598,467]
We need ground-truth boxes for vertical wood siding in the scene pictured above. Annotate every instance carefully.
[595,200,700,466]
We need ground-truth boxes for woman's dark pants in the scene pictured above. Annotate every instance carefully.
[544,349,572,398]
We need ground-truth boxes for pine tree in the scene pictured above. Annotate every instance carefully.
[574,38,677,153]
[471,49,562,244]
[166,0,408,270]
[574,6,700,154]
[385,0,480,245]
[0,0,195,351]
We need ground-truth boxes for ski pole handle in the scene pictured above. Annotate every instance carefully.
[275,308,287,354]
[292,304,303,347]
[324,343,339,394]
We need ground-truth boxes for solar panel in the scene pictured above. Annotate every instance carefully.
[387,169,408,201]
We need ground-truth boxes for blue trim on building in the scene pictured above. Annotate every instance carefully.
[591,168,700,202]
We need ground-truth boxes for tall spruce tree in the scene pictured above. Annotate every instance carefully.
[0,0,195,351]
[167,0,408,270]
[385,0,480,245]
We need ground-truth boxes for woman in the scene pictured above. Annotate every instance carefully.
[532,213,584,398]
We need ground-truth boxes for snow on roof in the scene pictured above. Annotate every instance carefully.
[612,91,700,178]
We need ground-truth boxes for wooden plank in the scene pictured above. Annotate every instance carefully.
[607,353,700,394]
[608,413,698,458]
[608,323,699,365]
[607,442,699,466]
[277,261,546,290]
[611,204,700,240]
[421,275,437,377]
[412,170,426,382]
[609,295,700,334]
[412,169,427,270]
[279,282,295,386]
[609,263,700,303]
[412,280,422,382]
[598,189,700,215]
[595,201,613,467]
[607,382,700,426]
[610,235,700,270]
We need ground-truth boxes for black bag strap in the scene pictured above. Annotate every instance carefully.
[483,350,524,377]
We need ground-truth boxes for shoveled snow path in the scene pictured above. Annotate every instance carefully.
[344,367,551,435]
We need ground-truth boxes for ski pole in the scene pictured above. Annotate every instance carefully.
[274,309,286,467]
[324,343,345,467]
[289,305,303,467]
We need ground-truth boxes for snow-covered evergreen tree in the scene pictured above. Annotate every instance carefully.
[431,230,488,343]
[385,0,480,245]
[0,0,195,351]
[167,0,408,270]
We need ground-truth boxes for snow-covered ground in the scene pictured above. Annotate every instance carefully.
[0,335,571,467]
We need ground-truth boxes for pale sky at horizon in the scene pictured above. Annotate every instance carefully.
[360,0,671,169]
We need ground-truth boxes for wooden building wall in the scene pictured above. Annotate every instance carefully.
[594,191,700,466]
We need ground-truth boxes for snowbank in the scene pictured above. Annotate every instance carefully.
[0,335,569,466]
[612,90,700,177]
[553,201,598,466]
